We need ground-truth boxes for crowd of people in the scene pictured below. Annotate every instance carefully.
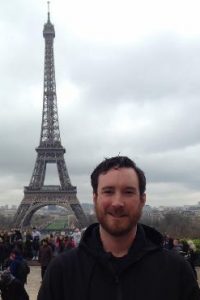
[163,235,199,279]
[0,225,199,300]
[0,225,199,299]
[0,226,82,300]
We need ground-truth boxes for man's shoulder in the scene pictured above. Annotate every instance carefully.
[45,247,94,283]
[43,250,76,277]
[50,248,79,266]
[152,247,193,270]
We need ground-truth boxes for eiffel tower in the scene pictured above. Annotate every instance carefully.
[13,4,88,229]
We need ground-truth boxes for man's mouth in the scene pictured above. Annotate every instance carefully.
[107,212,127,218]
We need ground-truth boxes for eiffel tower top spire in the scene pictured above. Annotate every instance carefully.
[43,2,55,38]
[40,1,61,148]
[47,1,50,22]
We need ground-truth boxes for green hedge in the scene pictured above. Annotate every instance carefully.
[192,239,200,252]
[45,219,67,230]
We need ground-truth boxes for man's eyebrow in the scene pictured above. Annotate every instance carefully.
[101,186,137,190]
[101,186,114,190]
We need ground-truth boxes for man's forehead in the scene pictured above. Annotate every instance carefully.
[98,167,139,184]
[100,167,137,175]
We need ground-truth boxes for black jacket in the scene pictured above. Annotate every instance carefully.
[37,223,200,300]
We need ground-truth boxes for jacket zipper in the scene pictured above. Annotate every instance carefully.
[115,275,123,300]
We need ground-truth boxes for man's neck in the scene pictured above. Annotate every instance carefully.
[99,225,137,257]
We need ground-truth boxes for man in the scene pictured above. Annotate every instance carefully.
[37,156,200,300]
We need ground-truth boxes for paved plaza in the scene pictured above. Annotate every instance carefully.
[25,266,41,300]
[25,266,200,300]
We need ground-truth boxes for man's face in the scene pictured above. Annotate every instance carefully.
[93,167,146,237]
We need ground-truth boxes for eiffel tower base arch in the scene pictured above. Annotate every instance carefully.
[13,190,88,230]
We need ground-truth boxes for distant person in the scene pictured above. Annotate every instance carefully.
[47,234,55,254]
[0,238,7,271]
[54,235,65,256]
[32,227,41,240]
[163,234,173,250]
[38,156,200,300]
[23,230,33,260]
[63,235,75,251]
[172,239,183,255]
[39,239,53,279]
[8,250,30,286]
[13,230,23,243]
[32,228,41,260]
[187,240,198,280]
[72,228,81,247]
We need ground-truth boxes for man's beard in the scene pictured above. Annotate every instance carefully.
[94,204,142,237]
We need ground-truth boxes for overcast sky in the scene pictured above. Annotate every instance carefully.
[1,0,200,208]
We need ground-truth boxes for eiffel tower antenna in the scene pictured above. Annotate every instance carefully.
[13,7,88,229]
[47,1,50,21]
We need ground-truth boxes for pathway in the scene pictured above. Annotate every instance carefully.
[25,266,41,300]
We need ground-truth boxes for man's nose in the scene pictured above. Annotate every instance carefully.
[111,192,124,207]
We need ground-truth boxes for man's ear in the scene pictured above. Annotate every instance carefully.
[140,193,146,206]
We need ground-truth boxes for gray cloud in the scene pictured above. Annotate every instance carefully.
[60,34,200,105]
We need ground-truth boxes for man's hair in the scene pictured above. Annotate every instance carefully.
[0,270,14,285]
[91,156,146,195]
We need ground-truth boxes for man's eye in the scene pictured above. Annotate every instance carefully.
[125,190,135,194]
[103,190,113,194]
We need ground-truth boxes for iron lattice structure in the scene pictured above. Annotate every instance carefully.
[13,8,88,229]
